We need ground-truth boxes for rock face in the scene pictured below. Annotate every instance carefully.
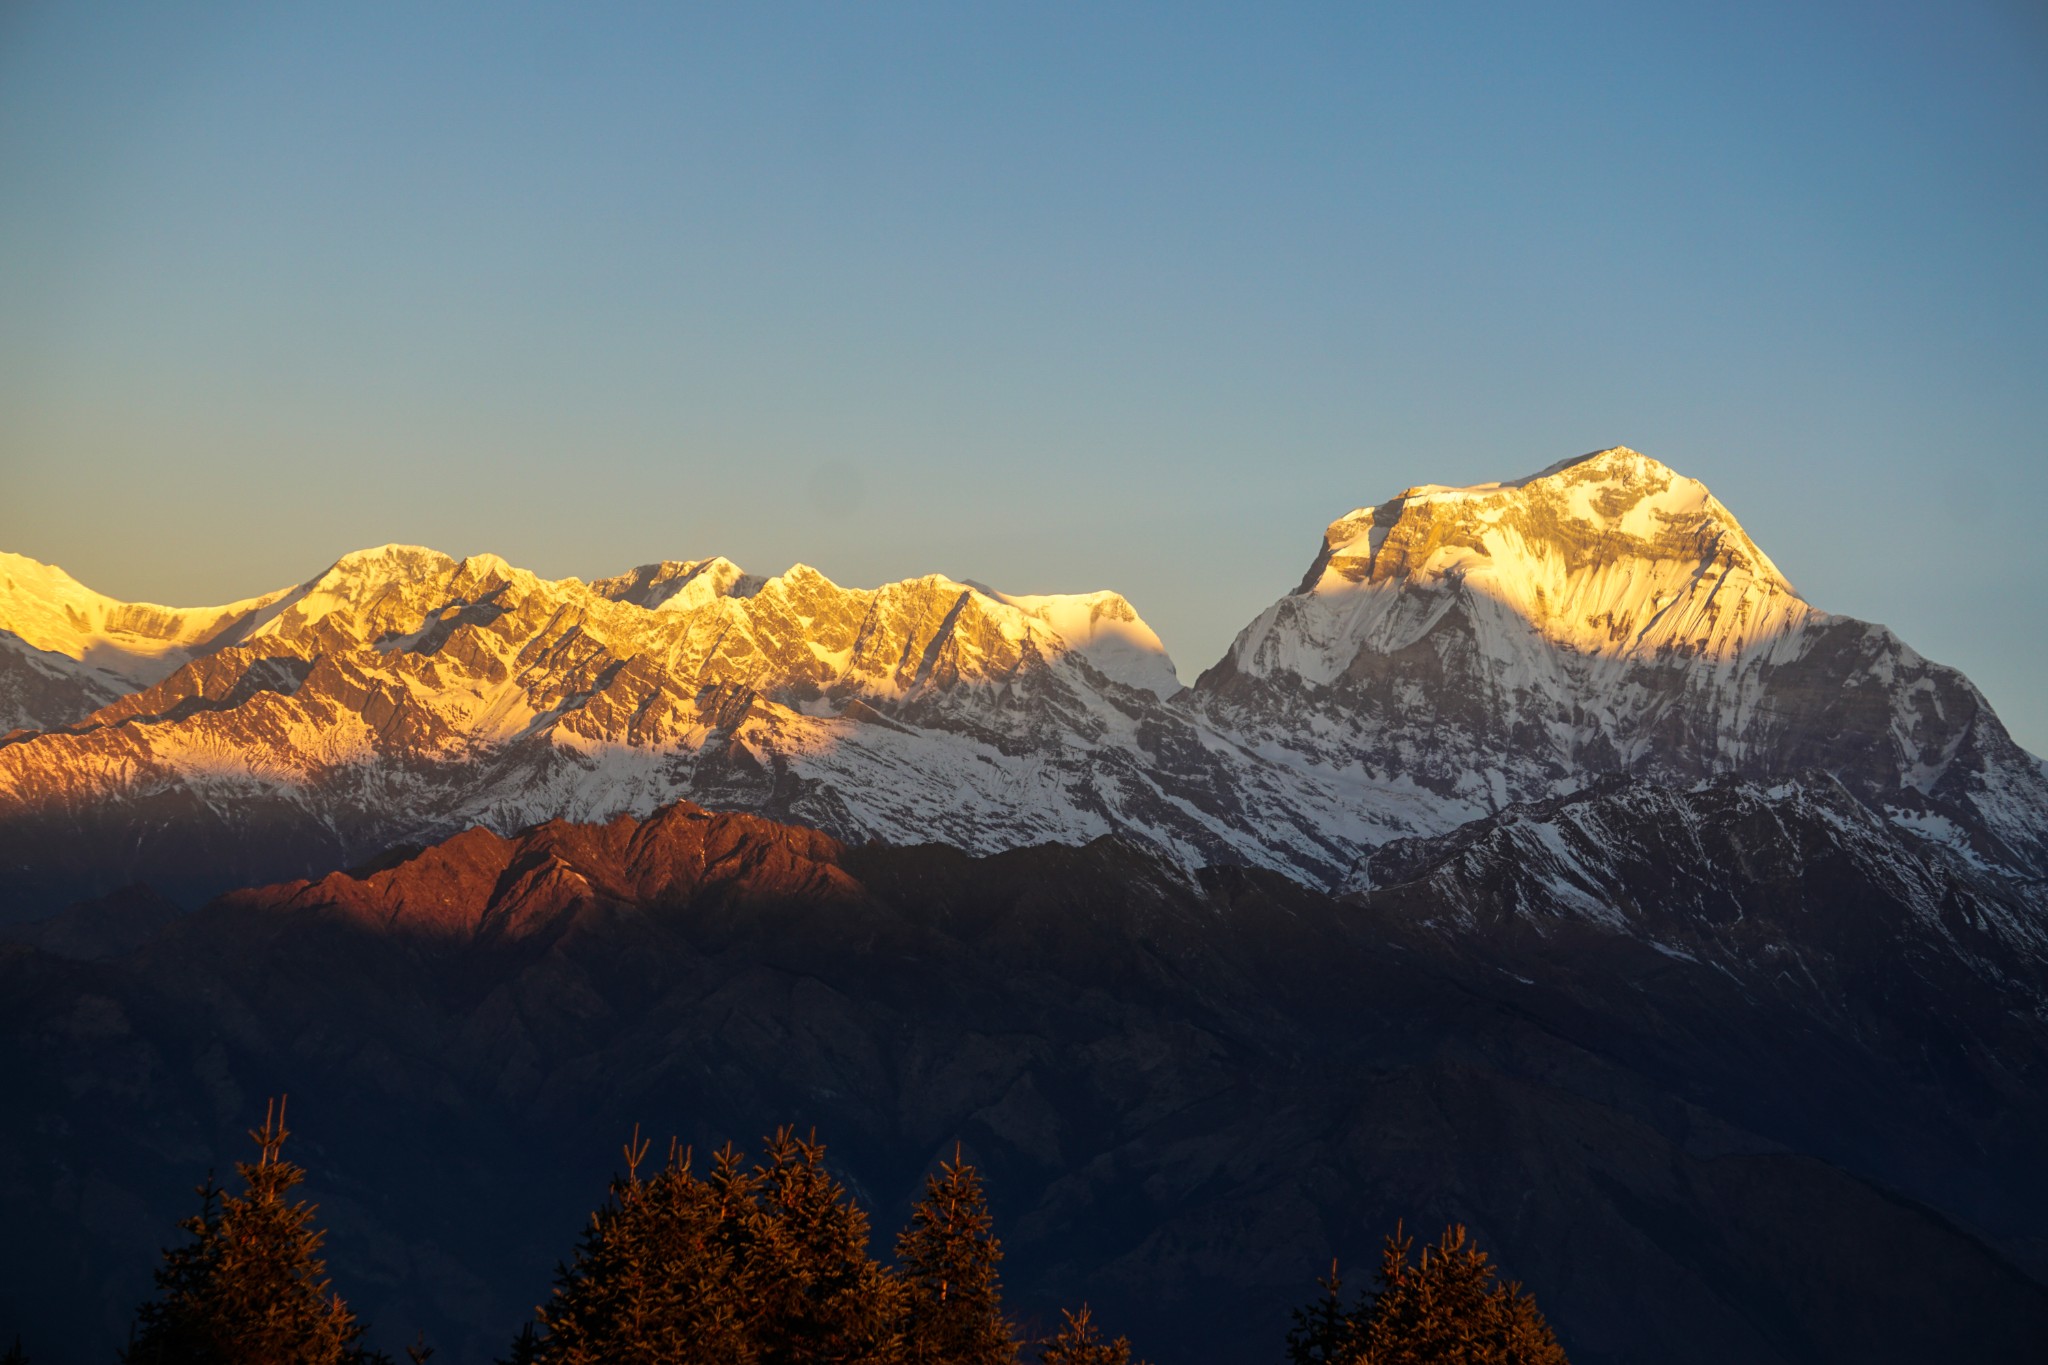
[2,447,2044,921]
[1194,448,2048,878]
[0,632,127,738]
[2,798,2044,1365]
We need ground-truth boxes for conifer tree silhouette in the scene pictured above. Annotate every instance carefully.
[745,1126,903,1365]
[519,1123,1135,1365]
[0,1335,27,1365]
[1291,1221,1569,1365]
[529,1129,752,1364]
[896,1145,1016,1365]
[124,1097,378,1365]
[1286,1260,1363,1365]
[1036,1305,1140,1365]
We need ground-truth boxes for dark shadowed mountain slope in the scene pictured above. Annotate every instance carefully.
[2,796,2044,1365]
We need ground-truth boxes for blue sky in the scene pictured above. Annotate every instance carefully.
[4,2,2046,749]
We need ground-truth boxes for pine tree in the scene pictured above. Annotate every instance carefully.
[124,1097,373,1365]
[1,1336,27,1365]
[1351,1222,1568,1365]
[743,1127,903,1365]
[1036,1306,1139,1365]
[896,1146,1016,1365]
[526,1125,1057,1365]
[529,1130,753,1365]
[1286,1260,1363,1365]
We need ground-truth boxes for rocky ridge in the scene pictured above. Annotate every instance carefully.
[3,448,2044,921]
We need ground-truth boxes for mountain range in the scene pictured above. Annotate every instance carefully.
[3,446,2046,1363]
[6,446,2045,917]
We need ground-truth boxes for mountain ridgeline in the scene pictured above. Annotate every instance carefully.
[4,447,2048,1363]
[5,447,2045,916]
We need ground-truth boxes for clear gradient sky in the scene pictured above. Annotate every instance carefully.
[4,3,2046,749]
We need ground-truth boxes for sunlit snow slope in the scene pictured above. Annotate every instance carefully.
[2,446,2043,914]
[0,543,1405,909]
[1195,447,2048,879]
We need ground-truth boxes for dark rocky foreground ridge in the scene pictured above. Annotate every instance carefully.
[4,795,2046,1364]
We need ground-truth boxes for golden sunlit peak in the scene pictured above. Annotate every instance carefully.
[458,552,517,579]
[771,563,843,591]
[323,544,457,582]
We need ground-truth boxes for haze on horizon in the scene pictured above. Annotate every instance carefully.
[3,2,2045,751]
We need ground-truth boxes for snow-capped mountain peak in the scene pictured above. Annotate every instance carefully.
[1235,446,1808,689]
[0,550,294,685]
[1343,446,1793,591]
[974,585,1182,698]
[1192,446,2048,876]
